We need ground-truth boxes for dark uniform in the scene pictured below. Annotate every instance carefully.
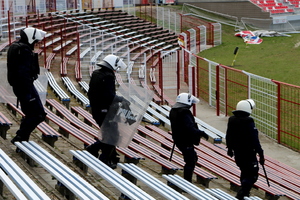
[169,104,208,182]
[87,66,123,168]
[7,36,46,144]
[226,110,264,199]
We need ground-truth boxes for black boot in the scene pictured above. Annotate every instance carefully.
[86,143,100,158]
[99,153,119,169]
[236,189,249,200]
[109,156,120,169]
[11,135,23,144]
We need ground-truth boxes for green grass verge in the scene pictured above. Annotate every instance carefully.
[199,25,300,86]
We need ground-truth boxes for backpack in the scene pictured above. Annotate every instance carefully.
[7,41,39,86]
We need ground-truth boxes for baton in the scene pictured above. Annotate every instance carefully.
[261,164,270,187]
[16,98,19,108]
[169,143,175,161]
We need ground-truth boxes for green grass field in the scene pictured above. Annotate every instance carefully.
[199,25,300,86]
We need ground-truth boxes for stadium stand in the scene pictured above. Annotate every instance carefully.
[250,0,296,14]
[78,80,89,93]
[131,95,171,129]
[44,106,96,146]
[205,188,263,200]
[136,126,218,186]
[0,40,11,54]
[70,80,161,125]
[148,101,169,117]
[0,112,12,139]
[45,71,71,107]
[162,174,218,199]
[52,40,73,53]
[0,168,27,199]
[70,149,156,200]
[128,140,182,174]
[4,6,300,200]
[213,143,300,199]
[55,104,173,172]
[70,106,99,128]
[133,130,218,185]
[44,100,144,163]
[143,125,292,199]
[118,163,190,200]
[0,148,51,200]
[90,50,103,65]
[61,76,90,108]
[60,57,69,76]
[42,37,61,49]
[75,61,82,81]
[46,99,96,136]
[79,46,91,60]
[147,100,222,142]
[33,80,47,95]
[15,141,109,200]
[6,103,61,147]
[45,53,56,70]
[152,84,176,105]
[141,81,162,104]
[154,104,224,142]
[66,43,82,56]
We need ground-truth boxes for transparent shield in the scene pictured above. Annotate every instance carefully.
[98,83,153,148]
[0,61,48,105]
[34,67,48,105]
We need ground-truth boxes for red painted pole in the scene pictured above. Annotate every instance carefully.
[276,82,281,144]
[158,51,163,104]
[225,67,228,116]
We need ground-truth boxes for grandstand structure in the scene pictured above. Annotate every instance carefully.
[0,1,300,200]
[181,0,300,32]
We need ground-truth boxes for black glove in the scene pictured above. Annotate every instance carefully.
[122,98,131,108]
[201,132,209,141]
[259,154,265,165]
[227,148,234,158]
[33,74,38,80]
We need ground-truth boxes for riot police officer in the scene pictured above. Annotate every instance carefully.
[169,93,209,182]
[87,54,128,169]
[226,99,265,199]
[7,27,47,145]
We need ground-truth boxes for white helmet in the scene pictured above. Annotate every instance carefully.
[236,99,256,114]
[97,54,127,71]
[22,27,47,44]
[176,93,200,106]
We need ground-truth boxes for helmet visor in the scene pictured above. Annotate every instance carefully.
[191,95,200,104]
[116,58,127,71]
[35,29,47,41]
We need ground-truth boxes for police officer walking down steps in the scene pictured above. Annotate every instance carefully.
[226,99,265,200]
[7,27,47,145]
[169,93,209,182]
[87,54,129,169]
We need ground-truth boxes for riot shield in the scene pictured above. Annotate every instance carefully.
[98,83,153,148]
[0,61,48,105]
[34,68,48,105]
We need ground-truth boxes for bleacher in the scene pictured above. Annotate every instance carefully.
[0,148,51,200]
[250,0,296,14]
[61,76,90,108]
[1,8,300,200]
